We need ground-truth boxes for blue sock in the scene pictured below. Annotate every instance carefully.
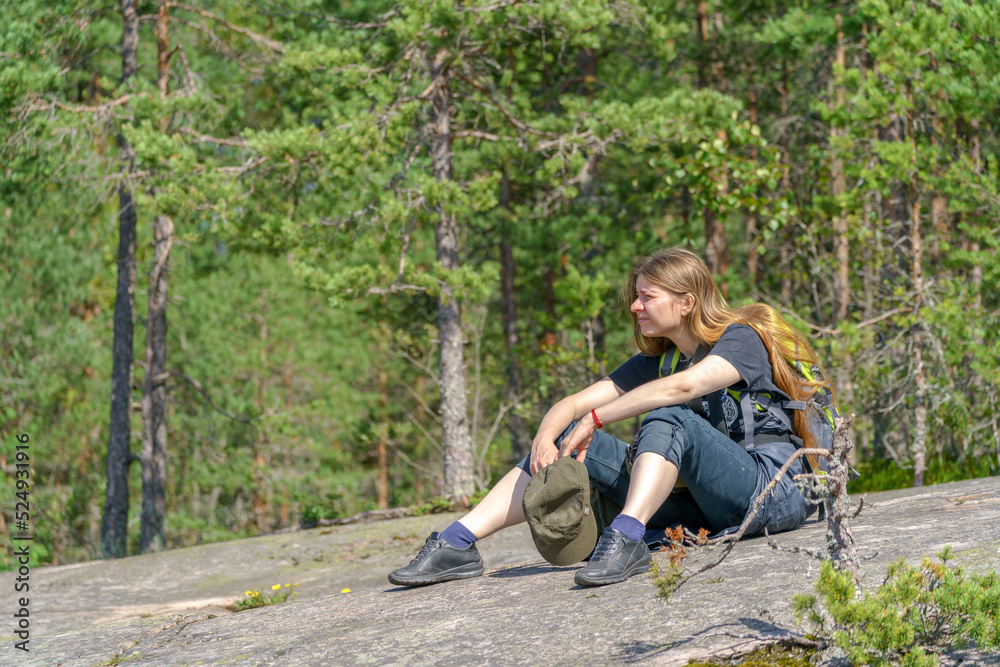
[439,521,478,549]
[609,514,646,542]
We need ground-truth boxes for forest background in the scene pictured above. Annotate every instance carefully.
[1,0,998,568]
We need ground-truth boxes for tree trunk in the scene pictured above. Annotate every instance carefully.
[705,158,729,279]
[966,118,984,314]
[927,57,949,265]
[500,173,532,460]
[139,0,173,552]
[746,65,759,288]
[139,211,173,552]
[377,370,389,509]
[907,90,928,488]
[101,0,140,560]
[777,64,792,304]
[155,0,170,99]
[696,1,710,90]
[584,316,606,383]
[252,287,272,534]
[828,9,855,447]
[696,1,728,277]
[427,48,473,502]
[831,11,850,322]
[826,417,860,581]
[859,24,879,326]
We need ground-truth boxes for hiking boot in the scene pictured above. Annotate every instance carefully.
[573,527,651,586]
[387,532,485,587]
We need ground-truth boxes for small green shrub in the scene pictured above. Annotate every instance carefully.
[650,527,699,601]
[413,496,456,515]
[297,491,351,528]
[849,457,997,494]
[686,643,814,666]
[650,559,682,601]
[794,548,1000,666]
[234,583,298,611]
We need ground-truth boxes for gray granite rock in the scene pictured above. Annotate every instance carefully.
[4,477,1000,666]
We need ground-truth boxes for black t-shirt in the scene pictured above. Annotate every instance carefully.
[607,324,791,443]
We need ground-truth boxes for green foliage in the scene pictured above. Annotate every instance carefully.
[99,644,141,667]
[650,558,682,602]
[850,456,998,495]
[233,583,298,611]
[3,0,1000,569]
[686,643,814,667]
[794,552,1000,666]
[413,496,456,516]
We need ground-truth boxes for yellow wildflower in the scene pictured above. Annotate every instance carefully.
[341,588,352,594]
[272,584,281,591]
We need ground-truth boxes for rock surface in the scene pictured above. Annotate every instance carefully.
[4,477,1000,666]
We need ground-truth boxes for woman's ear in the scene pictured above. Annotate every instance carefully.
[680,293,695,317]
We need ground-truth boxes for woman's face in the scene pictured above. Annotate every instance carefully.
[631,275,692,339]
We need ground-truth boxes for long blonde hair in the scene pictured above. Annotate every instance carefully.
[622,248,836,449]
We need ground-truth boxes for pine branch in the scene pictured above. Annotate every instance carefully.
[169,2,284,53]
[167,16,254,71]
[667,446,831,591]
[174,42,197,93]
[451,70,556,138]
[363,284,430,296]
[214,156,269,175]
[166,371,252,424]
[256,4,401,30]
[322,8,401,30]
[19,94,132,117]
[453,130,511,142]
[457,0,526,12]
[179,127,248,147]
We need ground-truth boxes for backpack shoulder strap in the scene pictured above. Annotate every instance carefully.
[658,345,728,436]
[659,347,682,377]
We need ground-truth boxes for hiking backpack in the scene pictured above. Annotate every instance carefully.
[658,345,839,475]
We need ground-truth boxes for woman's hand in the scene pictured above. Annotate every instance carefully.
[558,413,597,463]
[529,437,559,475]
[527,378,623,475]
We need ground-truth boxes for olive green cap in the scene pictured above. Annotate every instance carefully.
[521,457,598,566]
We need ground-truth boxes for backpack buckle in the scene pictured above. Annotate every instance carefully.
[753,392,773,412]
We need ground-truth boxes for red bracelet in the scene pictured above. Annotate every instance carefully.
[591,408,603,429]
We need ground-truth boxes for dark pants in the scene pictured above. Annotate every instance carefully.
[519,405,760,534]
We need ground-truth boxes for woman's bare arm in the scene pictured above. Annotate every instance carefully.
[530,378,623,474]
[557,355,743,461]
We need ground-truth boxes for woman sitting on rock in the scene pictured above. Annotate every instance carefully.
[389,247,834,587]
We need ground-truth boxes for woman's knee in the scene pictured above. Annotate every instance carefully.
[642,405,690,428]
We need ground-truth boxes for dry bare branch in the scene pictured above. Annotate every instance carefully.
[666,446,829,590]
[179,126,248,147]
[19,94,132,117]
[363,283,430,296]
[215,156,269,175]
[168,15,254,71]
[169,2,284,53]
[453,130,506,142]
[452,70,556,138]
[788,306,914,336]
[166,370,252,424]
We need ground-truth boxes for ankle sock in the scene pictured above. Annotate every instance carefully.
[609,514,645,542]
[439,521,478,549]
